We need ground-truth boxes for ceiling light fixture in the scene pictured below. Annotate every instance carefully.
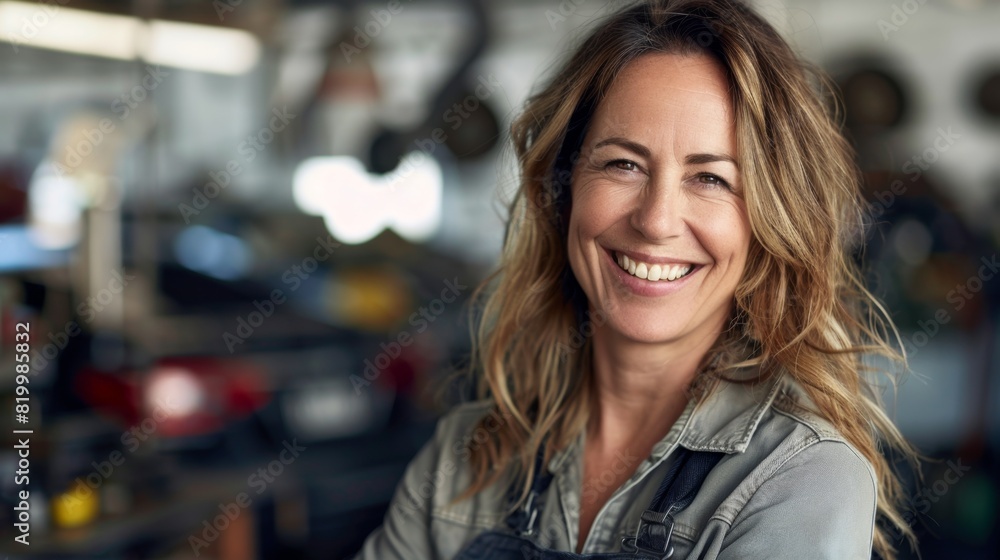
[0,1,260,75]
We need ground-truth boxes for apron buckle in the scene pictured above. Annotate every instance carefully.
[507,491,541,536]
[621,509,676,558]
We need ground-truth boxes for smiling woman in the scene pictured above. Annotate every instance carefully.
[567,53,749,348]
[354,1,919,559]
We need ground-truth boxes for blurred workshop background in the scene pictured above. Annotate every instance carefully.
[0,0,997,558]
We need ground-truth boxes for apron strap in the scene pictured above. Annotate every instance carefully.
[622,447,725,558]
[504,442,725,558]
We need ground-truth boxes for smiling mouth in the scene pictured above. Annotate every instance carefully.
[613,251,697,282]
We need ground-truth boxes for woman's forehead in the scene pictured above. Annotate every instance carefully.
[585,53,736,153]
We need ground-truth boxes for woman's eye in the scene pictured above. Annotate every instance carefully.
[605,160,638,173]
[697,173,731,190]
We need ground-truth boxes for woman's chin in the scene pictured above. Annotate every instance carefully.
[601,315,688,346]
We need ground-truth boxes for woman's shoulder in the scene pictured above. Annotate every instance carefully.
[681,371,878,556]
[353,404,510,559]
[689,367,861,454]
[400,399,512,528]
[766,371,871,454]
[426,399,508,455]
[725,370,879,511]
[728,370,873,471]
[687,368,877,506]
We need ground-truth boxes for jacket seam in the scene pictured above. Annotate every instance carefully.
[707,433,820,527]
[769,391,844,441]
[706,436,878,555]
[770,405,844,443]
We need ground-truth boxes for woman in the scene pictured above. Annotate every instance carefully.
[355,0,919,558]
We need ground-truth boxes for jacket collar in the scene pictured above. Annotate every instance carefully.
[548,365,787,472]
[676,365,786,454]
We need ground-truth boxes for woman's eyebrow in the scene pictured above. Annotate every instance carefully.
[593,137,651,158]
[685,153,739,169]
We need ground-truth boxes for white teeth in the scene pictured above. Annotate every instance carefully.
[615,252,692,282]
[647,264,661,281]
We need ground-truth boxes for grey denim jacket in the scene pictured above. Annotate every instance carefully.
[353,367,878,559]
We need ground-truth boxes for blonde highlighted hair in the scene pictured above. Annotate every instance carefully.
[458,1,919,558]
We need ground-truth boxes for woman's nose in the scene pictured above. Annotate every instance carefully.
[629,179,686,240]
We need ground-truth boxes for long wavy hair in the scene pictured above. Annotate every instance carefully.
[457,1,919,558]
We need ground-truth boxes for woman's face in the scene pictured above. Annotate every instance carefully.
[567,52,751,345]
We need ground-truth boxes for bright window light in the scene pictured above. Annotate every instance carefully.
[143,19,260,75]
[0,1,260,75]
[27,160,87,250]
[294,153,443,245]
[0,1,138,60]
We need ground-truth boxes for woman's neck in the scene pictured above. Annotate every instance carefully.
[585,326,718,453]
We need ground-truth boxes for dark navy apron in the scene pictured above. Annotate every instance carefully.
[454,446,723,560]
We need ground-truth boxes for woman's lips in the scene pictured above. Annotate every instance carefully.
[613,250,696,282]
[603,247,702,296]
